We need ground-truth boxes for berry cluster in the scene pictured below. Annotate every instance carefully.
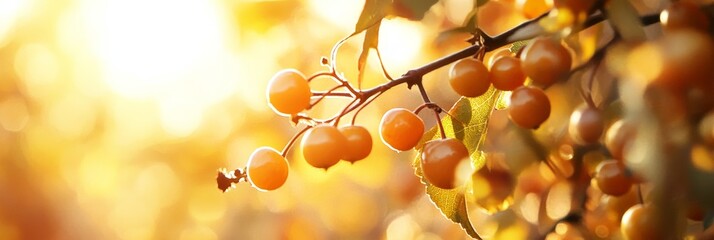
[216,0,714,238]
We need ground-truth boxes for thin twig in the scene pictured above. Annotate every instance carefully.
[281,126,313,157]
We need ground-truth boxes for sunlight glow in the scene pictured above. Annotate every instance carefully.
[0,0,31,47]
[377,19,424,70]
[309,0,363,31]
[81,0,231,100]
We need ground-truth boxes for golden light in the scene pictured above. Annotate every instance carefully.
[0,0,31,47]
[0,96,29,132]
[546,181,572,220]
[308,0,363,32]
[626,42,663,84]
[13,43,61,99]
[376,19,424,71]
[81,0,226,97]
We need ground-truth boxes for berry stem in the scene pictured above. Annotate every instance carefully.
[415,83,447,139]
[351,91,383,125]
[637,184,644,205]
[309,84,349,109]
[281,126,313,157]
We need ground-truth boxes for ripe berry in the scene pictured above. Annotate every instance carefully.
[518,0,550,19]
[595,160,632,196]
[490,56,526,91]
[301,125,347,169]
[421,138,470,189]
[569,104,605,144]
[266,69,312,115]
[660,1,710,33]
[509,86,551,129]
[521,37,572,87]
[621,204,658,240]
[449,58,491,98]
[605,120,636,161]
[487,48,512,68]
[656,30,714,87]
[380,108,425,151]
[246,147,289,191]
[339,125,372,163]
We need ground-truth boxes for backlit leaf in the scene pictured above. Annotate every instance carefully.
[355,0,390,34]
[413,87,501,239]
[357,22,382,85]
[389,0,439,21]
[509,40,529,54]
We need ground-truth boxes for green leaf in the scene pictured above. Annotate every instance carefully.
[413,88,501,240]
[605,0,646,41]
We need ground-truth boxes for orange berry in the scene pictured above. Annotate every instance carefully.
[449,58,491,98]
[509,86,551,129]
[339,125,373,163]
[595,160,632,196]
[380,108,425,151]
[267,69,312,115]
[521,37,572,87]
[661,1,710,33]
[421,138,470,189]
[569,104,605,144]
[518,0,550,19]
[621,205,659,240]
[490,56,526,91]
[605,120,636,161]
[301,125,347,169]
[246,147,289,191]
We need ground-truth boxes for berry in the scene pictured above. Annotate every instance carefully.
[518,0,550,19]
[246,147,289,191]
[380,108,425,151]
[569,104,605,144]
[656,30,714,87]
[621,204,658,240]
[521,37,572,87]
[509,86,551,129]
[301,125,347,169]
[487,48,512,68]
[449,58,491,98]
[339,125,373,163]
[421,138,470,189]
[660,1,710,33]
[595,160,632,196]
[266,69,312,115]
[489,56,526,91]
[605,120,636,161]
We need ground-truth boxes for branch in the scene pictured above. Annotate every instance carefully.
[300,8,664,141]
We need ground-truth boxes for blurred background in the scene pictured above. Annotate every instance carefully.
[0,0,587,239]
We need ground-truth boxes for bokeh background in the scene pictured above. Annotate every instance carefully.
[0,0,654,239]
